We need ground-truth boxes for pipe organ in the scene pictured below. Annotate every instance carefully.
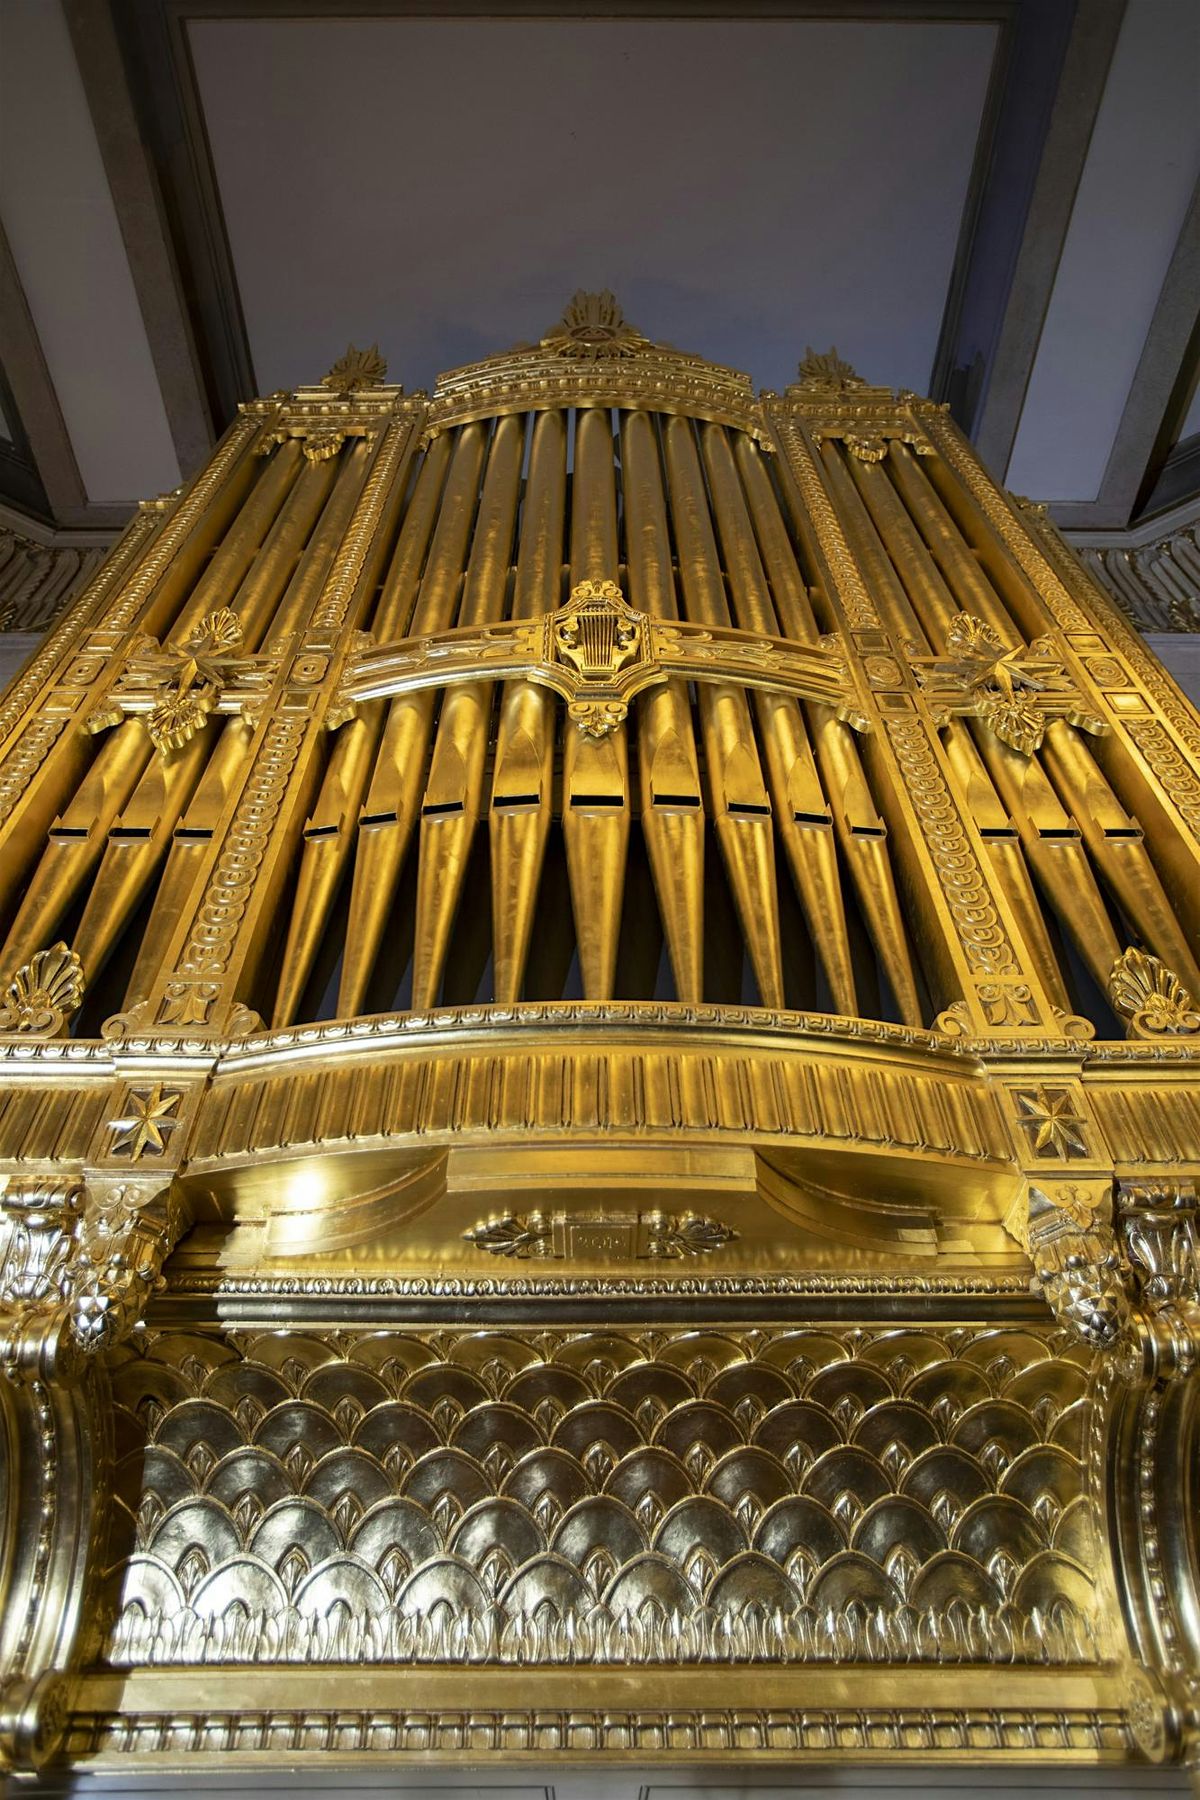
[0,295,1196,1781]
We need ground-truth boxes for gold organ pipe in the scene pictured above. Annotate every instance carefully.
[564,408,630,1001]
[1040,720,1200,996]
[123,718,256,1008]
[128,425,265,645]
[979,730,1122,991]
[261,441,375,649]
[412,412,525,1008]
[912,441,1200,959]
[850,443,1074,1009]
[271,714,379,1027]
[663,415,784,1008]
[703,424,856,1014]
[0,425,267,936]
[847,449,959,642]
[223,453,343,652]
[884,445,1019,645]
[162,440,305,645]
[365,432,455,643]
[916,442,1060,644]
[819,444,928,654]
[0,721,153,976]
[897,443,1200,985]
[131,448,380,1019]
[490,410,565,1005]
[941,723,1071,1011]
[339,424,488,1015]
[621,410,706,1002]
[271,438,452,1023]
[733,434,921,1023]
[71,725,215,988]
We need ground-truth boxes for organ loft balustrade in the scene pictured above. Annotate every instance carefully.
[0,295,1196,1781]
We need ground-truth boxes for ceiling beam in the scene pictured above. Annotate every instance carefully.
[0,217,88,522]
[970,0,1126,479]
[61,0,215,481]
[1051,179,1200,530]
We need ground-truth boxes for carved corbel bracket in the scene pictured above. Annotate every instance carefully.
[1117,1180,1200,1383]
[1025,1178,1200,1380]
[0,1177,190,1381]
[1026,1181,1131,1352]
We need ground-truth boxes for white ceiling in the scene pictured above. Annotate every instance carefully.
[0,0,180,503]
[189,16,996,401]
[0,0,1196,526]
[1006,0,1199,502]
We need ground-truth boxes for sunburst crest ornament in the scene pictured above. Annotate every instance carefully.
[795,346,867,390]
[0,943,85,1035]
[321,343,388,393]
[542,291,649,359]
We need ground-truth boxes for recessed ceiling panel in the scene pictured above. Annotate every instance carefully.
[189,17,997,397]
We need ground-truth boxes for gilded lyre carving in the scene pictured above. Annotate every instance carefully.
[0,295,1195,1780]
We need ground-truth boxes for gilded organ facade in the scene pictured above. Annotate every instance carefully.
[0,295,1196,1780]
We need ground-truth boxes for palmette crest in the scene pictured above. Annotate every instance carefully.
[1108,946,1200,1038]
[0,942,85,1035]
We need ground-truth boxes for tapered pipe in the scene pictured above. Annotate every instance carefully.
[849,448,959,645]
[0,722,152,976]
[622,410,705,1002]
[227,452,343,650]
[130,428,264,645]
[563,408,629,1000]
[271,437,452,1017]
[271,710,384,1026]
[368,432,454,642]
[123,719,258,1006]
[339,424,487,1015]
[165,440,305,645]
[263,441,379,648]
[664,416,783,1007]
[704,425,856,1013]
[820,444,929,654]
[942,721,1070,1011]
[885,444,1022,646]
[412,413,525,1008]
[1041,720,1200,996]
[490,410,566,1004]
[978,727,1123,993]
[72,725,214,988]
[734,432,920,1020]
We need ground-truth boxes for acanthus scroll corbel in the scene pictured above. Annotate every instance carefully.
[0,1176,190,1381]
[1025,1179,1200,1380]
